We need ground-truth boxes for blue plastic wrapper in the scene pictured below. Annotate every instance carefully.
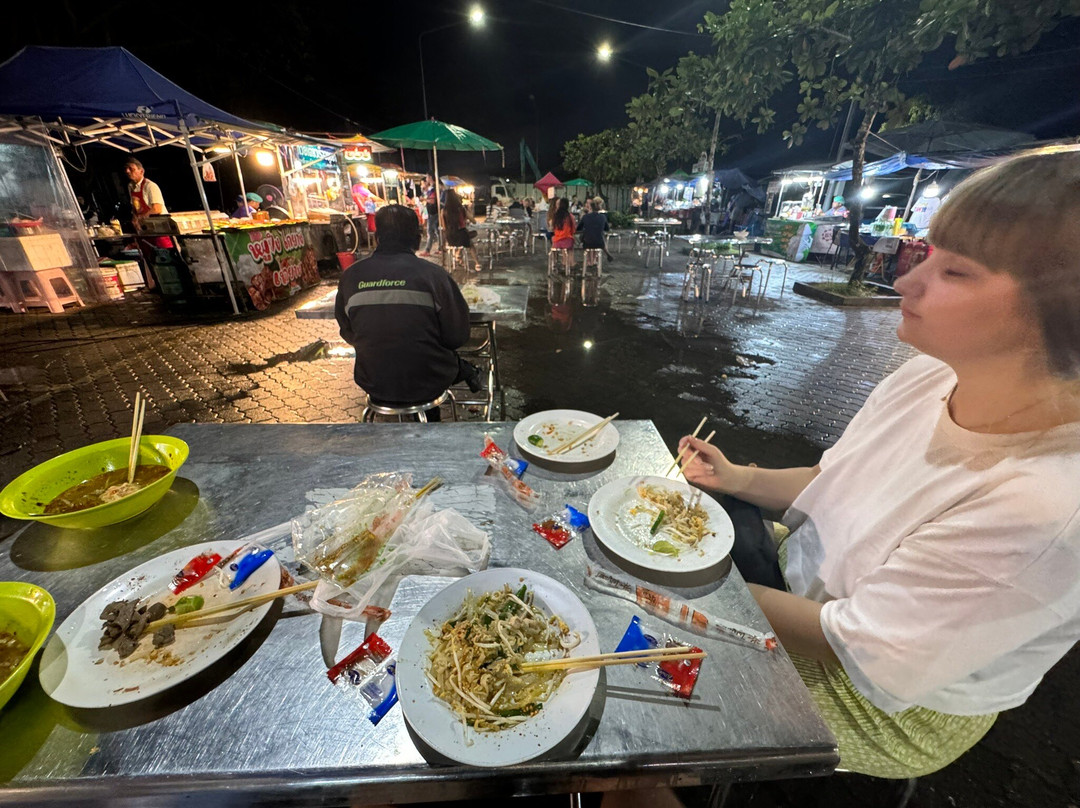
[216,545,274,590]
[614,615,703,698]
[327,633,399,725]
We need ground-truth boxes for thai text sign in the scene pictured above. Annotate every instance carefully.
[223,225,321,310]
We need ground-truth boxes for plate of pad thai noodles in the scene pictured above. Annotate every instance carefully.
[588,476,734,573]
[396,568,600,766]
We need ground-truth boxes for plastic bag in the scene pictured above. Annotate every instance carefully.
[299,496,490,621]
[292,472,418,590]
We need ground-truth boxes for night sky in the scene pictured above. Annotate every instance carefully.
[4,1,1080,199]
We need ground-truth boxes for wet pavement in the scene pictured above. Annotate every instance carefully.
[0,245,1076,807]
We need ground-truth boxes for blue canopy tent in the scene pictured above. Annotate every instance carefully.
[825,150,1018,219]
[823,152,960,182]
[0,47,343,314]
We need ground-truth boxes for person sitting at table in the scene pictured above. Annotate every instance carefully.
[487,197,506,221]
[551,197,576,272]
[334,204,481,421]
[441,189,482,272]
[676,151,1080,781]
[578,198,612,264]
[508,198,528,220]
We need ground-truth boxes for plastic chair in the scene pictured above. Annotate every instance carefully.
[362,390,457,423]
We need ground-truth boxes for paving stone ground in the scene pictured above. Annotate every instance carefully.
[0,247,1075,808]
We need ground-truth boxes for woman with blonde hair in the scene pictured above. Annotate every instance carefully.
[675,151,1080,780]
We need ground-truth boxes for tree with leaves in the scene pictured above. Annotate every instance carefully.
[563,65,717,191]
[699,0,1080,283]
[562,129,635,187]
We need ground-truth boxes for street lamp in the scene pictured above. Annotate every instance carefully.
[419,7,486,120]
[597,42,613,62]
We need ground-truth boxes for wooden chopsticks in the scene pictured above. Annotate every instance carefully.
[413,477,443,499]
[677,429,715,478]
[519,645,705,672]
[127,392,147,485]
[550,412,619,455]
[665,416,707,476]
[147,580,320,632]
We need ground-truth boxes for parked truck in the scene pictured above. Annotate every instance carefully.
[481,178,543,206]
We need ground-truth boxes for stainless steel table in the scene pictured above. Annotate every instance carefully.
[0,422,836,806]
[295,285,530,326]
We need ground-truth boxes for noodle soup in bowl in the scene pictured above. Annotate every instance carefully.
[396,568,600,767]
[0,436,189,530]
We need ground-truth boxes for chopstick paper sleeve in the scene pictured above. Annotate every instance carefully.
[584,564,777,651]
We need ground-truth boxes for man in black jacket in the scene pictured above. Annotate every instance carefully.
[335,205,479,421]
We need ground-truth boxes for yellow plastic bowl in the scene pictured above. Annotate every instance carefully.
[0,436,189,530]
[0,582,55,710]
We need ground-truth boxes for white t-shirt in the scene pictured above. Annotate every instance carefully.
[784,354,1080,715]
[129,178,168,215]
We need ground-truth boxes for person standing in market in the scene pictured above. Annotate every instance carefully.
[420,177,440,256]
[124,157,170,289]
[125,158,167,226]
[334,204,481,421]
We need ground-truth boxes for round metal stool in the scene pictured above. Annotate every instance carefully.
[548,248,572,275]
[445,247,467,273]
[583,248,604,277]
[362,390,457,423]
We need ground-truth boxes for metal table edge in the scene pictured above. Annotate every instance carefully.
[2,747,839,806]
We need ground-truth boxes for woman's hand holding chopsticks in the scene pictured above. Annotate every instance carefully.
[676,435,750,495]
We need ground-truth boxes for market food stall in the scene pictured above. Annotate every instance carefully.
[0,46,348,314]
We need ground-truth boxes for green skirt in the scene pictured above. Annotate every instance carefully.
[776,530,998,779]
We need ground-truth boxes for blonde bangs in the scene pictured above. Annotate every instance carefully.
[928,151,1080,376]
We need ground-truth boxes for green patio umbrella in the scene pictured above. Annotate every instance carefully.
[669,169,692,181]
[564,178,591,187]
[369,119,502,237]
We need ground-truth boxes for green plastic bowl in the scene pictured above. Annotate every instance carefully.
[0,582,55,710]
[0,436,189,530]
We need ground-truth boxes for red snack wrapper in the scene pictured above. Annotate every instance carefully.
[614,615,703,699]
[533,518,573,548]
[170,551,223,594]
[327,632,393,684]
[481,434,540,510]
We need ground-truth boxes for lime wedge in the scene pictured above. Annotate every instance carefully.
[650,539,679,556]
